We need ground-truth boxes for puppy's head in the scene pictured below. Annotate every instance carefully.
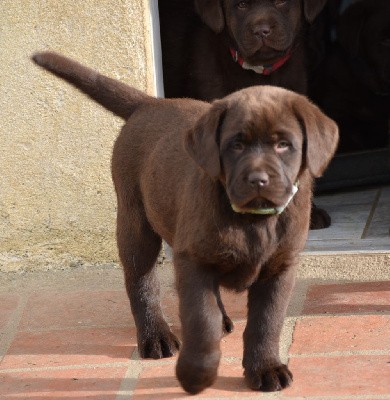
[337,0,390,94]
[194,0,327,65]
[185,86,338,213]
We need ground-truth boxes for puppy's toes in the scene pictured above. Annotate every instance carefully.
[139,329,180,359]
[223,315,234,334]
[244,364,293,392]
[310,204,331,230]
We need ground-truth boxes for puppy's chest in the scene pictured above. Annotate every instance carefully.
[210,223,279,290]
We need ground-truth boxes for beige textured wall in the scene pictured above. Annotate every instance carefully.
[0,0,155,271]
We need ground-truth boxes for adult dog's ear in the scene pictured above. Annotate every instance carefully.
[194,0,225,33]
[293,97,339,178]
[303,0,327,23]
[185,101,226,179]
[337,2,366,58]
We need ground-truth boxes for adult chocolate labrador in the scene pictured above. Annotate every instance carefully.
[186,0,328,99]
[33,52,338,394]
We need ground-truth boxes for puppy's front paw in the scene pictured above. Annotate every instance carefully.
[244,364,293,392]
[310,204,331,230]
[138,327,180,359]
[176,351,220,394]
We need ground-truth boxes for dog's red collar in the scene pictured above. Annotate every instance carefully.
[229,48,292,75]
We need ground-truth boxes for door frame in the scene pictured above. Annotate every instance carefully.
[148,0,164,98]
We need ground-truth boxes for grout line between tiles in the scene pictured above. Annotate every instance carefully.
[289,349,390,358]
[0,294,28,363]
[361,188,382,239]
[0,361,133,374]
[16,323,136,333]
[115,365,142,400]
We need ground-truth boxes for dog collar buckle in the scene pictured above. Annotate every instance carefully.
[242,62,265,74]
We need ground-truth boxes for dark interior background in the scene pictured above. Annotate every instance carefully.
[158,0,390,192]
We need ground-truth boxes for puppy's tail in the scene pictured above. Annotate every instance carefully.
[32,51,150,120]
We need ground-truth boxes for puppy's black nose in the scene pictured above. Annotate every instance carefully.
[247,171,269,187]
[253,23,272,38]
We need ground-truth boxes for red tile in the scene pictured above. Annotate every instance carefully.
[133,360,260,399]
[0,327,136,370]
[220,289,248,322]
[0,294,20,330]
[221,321,245,359]
[18,290,133,330]
[303,281,390,315]
[285,355,390,397]
[203,361,260,398]
[0,366,128,399]
[290,315,390,355]
[132,362,185,400]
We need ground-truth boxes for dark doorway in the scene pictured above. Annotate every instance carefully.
[158,0,390,192]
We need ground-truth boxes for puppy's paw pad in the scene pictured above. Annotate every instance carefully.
[139,331,180,359]
[310,205,331,230]
[245,364,293,392]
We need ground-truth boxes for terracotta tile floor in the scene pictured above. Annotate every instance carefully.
[0,271,389,399]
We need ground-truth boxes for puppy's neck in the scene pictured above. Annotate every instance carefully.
[229,48,293,76]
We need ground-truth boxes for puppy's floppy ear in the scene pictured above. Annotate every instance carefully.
[185,101,226,179]
[194,0,225,33]
[337,3,366,58]
[303,0,327,23]
[293,97,339,178]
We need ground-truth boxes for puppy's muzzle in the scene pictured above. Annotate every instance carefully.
[229,169,292,211]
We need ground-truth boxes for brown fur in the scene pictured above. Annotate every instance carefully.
[32,52,338,394]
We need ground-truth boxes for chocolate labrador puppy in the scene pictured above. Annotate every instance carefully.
[33,52,338,394]
[311,0,390,152]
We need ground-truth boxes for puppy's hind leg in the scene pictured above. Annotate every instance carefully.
[117,201,180,359]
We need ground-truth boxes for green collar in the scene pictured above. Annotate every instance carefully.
[231,181,299,215]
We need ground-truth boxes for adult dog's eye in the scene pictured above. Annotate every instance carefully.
[275,140,291,153]
[236,1,249,9]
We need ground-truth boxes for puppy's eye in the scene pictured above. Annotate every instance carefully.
[275,140,291,153]
[274,0,288,6]
[236,1,249,9]
[230,139,246,151]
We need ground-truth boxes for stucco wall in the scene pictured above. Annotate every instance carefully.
[0,0,155,271]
